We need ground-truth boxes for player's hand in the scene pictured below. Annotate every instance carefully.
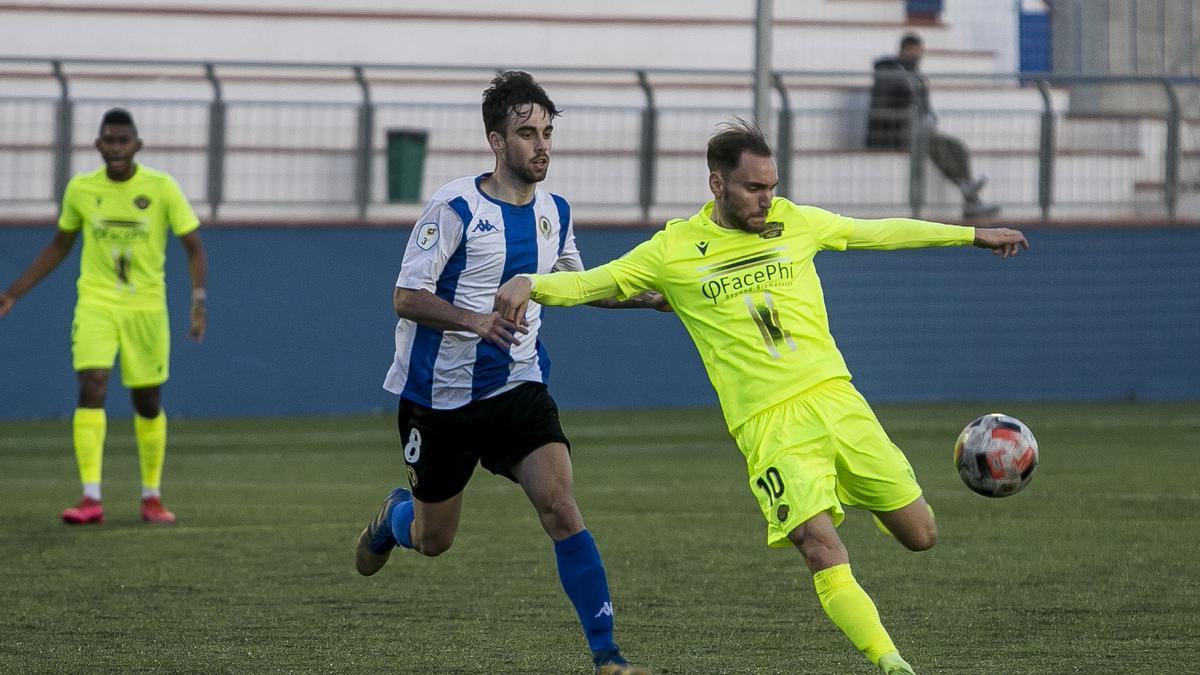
[0,292,14,319]
[494,276,533,325]
[188,299,207,343]
[973,227,1029,259]
[473,311,528,349]
[639,291,673,313]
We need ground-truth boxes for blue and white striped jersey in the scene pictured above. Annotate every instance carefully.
[382,174,584,409]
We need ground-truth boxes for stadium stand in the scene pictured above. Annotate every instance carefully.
[0,0,1195,222]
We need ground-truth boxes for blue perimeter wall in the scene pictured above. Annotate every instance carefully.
[1,225,1197,420]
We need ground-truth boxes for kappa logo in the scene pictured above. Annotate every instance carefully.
[473,219,498,233]
[593,602,614,618]
[695,241,709,255]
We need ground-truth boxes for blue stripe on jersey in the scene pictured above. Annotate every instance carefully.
[402,197,472,406]
[471,204,540,399]
[535,338,552,383]
[551,193,571,256]
[499,205,540,282]
[446,196,474,234]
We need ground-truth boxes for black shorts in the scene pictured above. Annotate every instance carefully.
[396,382,571,503]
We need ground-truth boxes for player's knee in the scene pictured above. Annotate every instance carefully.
[130,386,162,417]
[903,521,938,552]
[77,371,108,406]
[800,538,847,569]
[535,496,583,539]
[791,527,848,570]
[414,531,455,557]
[131,396,161,418]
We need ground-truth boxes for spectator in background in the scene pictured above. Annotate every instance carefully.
[866,33,1000,219]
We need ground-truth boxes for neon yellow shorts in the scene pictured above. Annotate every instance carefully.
[72,302,170,387]
[732,377,923,548]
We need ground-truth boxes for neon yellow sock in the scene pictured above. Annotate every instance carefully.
[135,411,167,492]
[813,563,898,665]
[73,407,106,487]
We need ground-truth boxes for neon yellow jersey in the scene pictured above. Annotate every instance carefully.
[58,165,200,310]
[528,198,975,430]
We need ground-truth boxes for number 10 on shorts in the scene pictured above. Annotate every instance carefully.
[755,466,786,505]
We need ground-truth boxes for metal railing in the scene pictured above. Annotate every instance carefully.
[0,57,1196,223]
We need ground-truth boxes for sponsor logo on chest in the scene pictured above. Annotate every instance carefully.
[697,247,795,304]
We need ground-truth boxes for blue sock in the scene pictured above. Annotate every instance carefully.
[388,499,415,549]
[553,529,618,657]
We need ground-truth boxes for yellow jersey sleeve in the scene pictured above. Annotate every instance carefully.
[163,174,201,236]
[845,216,974,249]
[794,205,974,251]
[57,179,84,232]
[530,229,666,305]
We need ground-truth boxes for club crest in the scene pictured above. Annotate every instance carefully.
[760,221,784,239]
[415,222,440,250]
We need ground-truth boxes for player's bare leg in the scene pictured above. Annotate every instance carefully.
[130,386,161,418]
[788,512,914,674]
[409,493,464,556]
[356,488,462,576]
[871,496,938,552]
[788,510,850,571]
[77,369,108,407]
[512,442,583,539]
[513,444,649,675]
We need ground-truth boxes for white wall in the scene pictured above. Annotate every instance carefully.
[941,0,1019,73]
[0,1,1012,73]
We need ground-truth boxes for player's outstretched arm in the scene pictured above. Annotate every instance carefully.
[0,230,78,319]
[973,227,1029,259]
[587,291,672,312]
[395,287,527,348]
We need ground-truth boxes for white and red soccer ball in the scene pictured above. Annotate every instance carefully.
[954,413,1039,498]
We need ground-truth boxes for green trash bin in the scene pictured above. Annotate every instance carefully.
[386,128,428,203]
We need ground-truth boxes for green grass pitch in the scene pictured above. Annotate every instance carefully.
[1,402,1198,673]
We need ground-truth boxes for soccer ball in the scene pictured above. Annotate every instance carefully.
[954,413,1038,498]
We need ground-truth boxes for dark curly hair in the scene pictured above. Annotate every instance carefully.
[481,71,562,135]
[706,117,772,175]
[100,107,138,136]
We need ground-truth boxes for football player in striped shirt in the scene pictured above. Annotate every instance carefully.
[355,71,660,675]
[494,119,1028,675]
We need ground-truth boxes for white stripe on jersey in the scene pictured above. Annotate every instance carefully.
[382,174,583,409]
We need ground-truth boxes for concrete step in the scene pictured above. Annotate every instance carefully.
[779,0,908,23]
[1,6,989,74]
